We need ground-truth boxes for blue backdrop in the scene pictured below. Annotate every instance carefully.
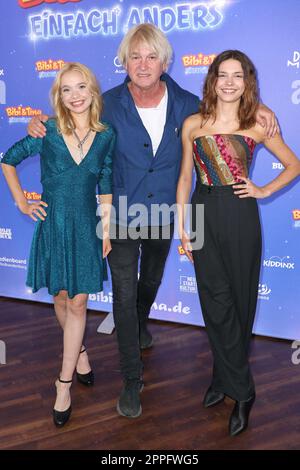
[0,0,299,340]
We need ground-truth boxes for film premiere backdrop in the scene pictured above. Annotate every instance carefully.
[0,0,299,340]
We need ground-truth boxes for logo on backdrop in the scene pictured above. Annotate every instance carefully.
[89,293,191,317]
[182,52,216,75]
[258,283,271,300]
[263,256,295,270]
[292,209,300,229]
[0,228,12,240]
[23,190,42,201]
[89,289,191,315]
[114,56,126,75]
[6,106,42,124]
[35,59,66,78]
[272,162,284,170]
[89,291,113,304]
[287,51,300,69]
[0,67,6,105]
[19,0,81,8]
[26,2,229,40]
[178,245,190,262]
[179,275,197,294]
[0,257,27,270]
[152,300,190,315]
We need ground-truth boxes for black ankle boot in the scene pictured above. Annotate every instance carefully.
[229,393,256,436]
[53,377,72,427]
[203,385,225,408]
[76,347,94,386]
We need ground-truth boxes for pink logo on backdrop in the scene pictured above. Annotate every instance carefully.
[19,0,82,9]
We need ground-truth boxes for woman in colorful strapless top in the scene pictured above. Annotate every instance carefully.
[177,50,300,437]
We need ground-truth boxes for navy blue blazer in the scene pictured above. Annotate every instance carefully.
[102,73,200,226]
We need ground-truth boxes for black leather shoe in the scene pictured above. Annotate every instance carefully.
[76,347,94,386]
[117,379,144,418]
[53,405,72,427]
[53,378,72,427]
[203,386,225,408]
[76,369,94,386]
[229,393,256,436]
[139,324,153,350]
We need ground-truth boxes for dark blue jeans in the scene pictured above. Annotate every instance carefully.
[108,224,174,380]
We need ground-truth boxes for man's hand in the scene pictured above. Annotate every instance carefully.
[256,104,279,138]
[28,114,49,138]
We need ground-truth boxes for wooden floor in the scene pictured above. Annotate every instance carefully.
[0,296,299,451]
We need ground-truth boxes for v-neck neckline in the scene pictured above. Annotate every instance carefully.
[60,130,98,167]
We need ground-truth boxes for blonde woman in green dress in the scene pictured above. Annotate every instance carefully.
[1,62,115,427]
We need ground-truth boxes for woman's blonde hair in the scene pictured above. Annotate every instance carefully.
[51,62,106,135]
[118,23,173,68]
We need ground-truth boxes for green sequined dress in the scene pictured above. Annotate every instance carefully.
[2,119,115,298]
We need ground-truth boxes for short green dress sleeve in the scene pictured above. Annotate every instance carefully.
[1,133,43,166]
[2,120,115,298]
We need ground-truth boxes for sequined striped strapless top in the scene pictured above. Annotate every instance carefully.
[193,134,256,186]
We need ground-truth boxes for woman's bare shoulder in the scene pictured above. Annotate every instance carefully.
[183,113,206,135]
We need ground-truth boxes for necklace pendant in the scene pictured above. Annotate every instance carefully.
[72,128,93,162]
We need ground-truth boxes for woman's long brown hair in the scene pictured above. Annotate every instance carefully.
[200,50,259,130]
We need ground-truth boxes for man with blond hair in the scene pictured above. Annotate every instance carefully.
[103,24,199,418]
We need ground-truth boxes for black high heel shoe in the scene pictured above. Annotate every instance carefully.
[76,347,94,386]
[229,393,256,436]
[203,385,225,408]
[53,378,72,427]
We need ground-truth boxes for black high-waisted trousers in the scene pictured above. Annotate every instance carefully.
[191,183,262,401]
